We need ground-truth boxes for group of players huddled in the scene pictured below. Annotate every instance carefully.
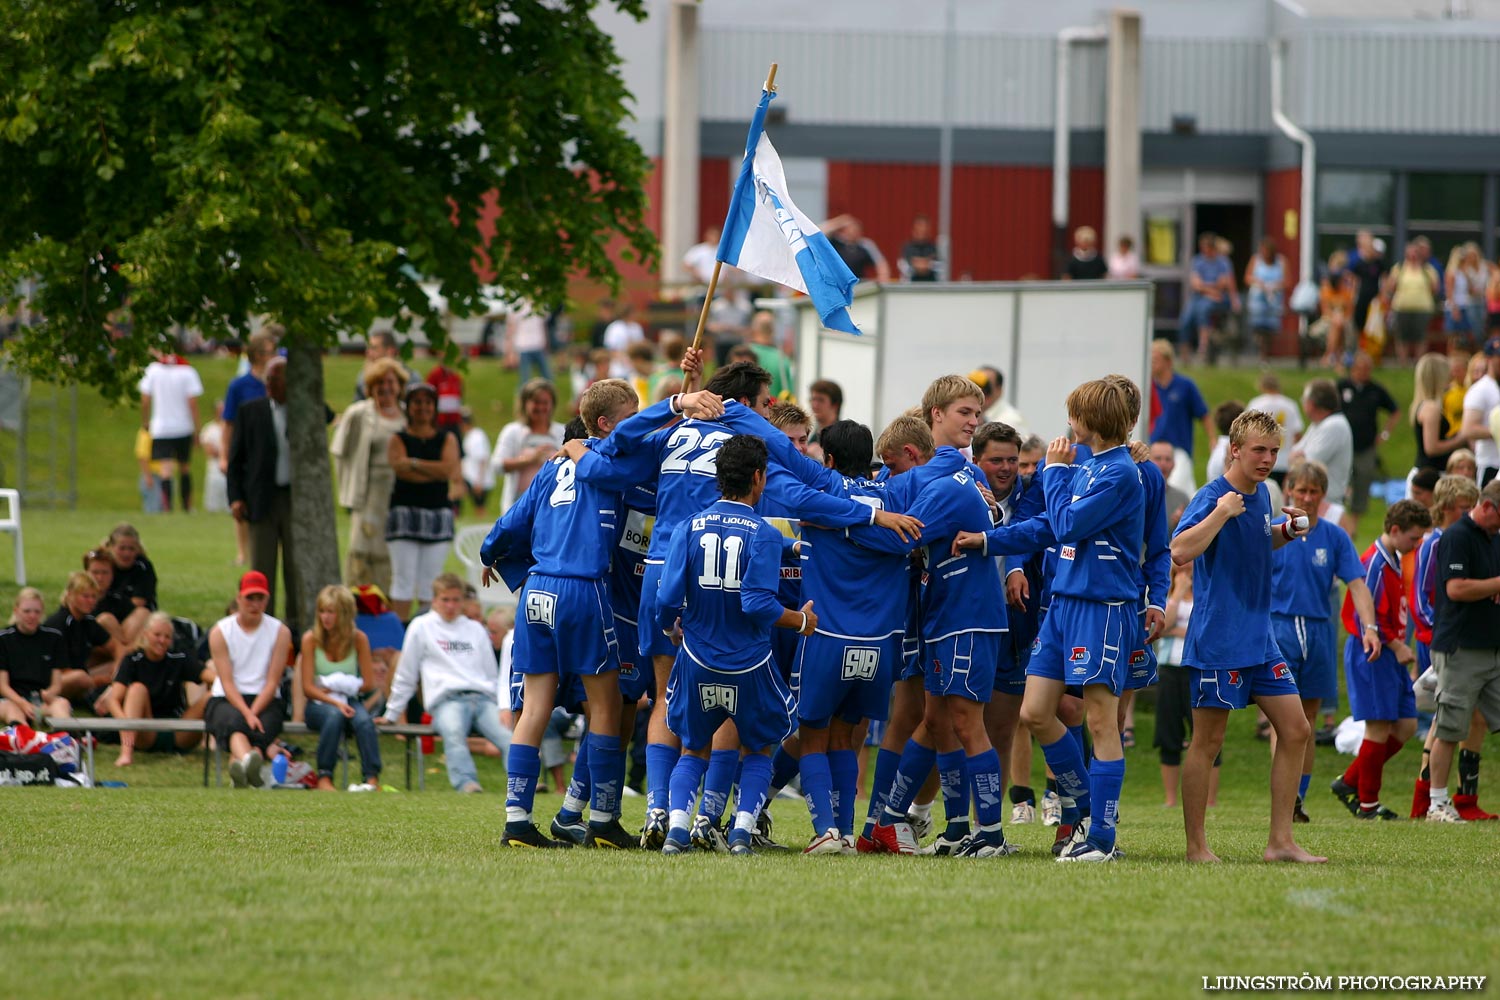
[479,348,1337,862]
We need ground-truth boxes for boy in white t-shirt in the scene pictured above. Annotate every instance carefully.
[204,571,293,788]
[1246,372,1305,487]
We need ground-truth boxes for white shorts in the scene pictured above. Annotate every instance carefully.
[388,539,451,601]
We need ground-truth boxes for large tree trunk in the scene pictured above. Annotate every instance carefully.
[286,342,341,648]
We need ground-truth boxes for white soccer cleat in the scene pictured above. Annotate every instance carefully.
[840,834,858,855]
[1057,842,1118,863]
[1040,791,1062,826]
[1427,801,1467,823]
[1011,801,1036,825]
[906,809,934,841]
[640,808,669,849]
[691,814,730,854]
[803,828,845,855]
[920,829,972,856]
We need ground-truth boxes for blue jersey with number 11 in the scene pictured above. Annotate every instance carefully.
[657,500,786,674]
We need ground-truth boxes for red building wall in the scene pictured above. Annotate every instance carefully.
[1263,167,1303,354]
[825,161,1106,280]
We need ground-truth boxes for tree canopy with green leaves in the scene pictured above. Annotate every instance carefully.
[0,0,654,390]
[0,0,656,623]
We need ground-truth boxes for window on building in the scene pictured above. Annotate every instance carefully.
[1408,172,1483,268]
[1315,170,1394,271]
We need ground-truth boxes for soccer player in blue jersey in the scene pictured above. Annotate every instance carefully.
[1271,459,1379,822]
[483,380,721,849]
[855,392,1015,858]
[1005,377,1144,863]
[562,361,920,848]
[793,419,921,853]
[656,435,818,855]
[546,413,660,845]
[1171,409,1326,864]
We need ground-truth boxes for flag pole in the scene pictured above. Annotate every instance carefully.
[688,62,779,363]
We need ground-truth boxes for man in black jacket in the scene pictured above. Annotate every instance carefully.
[226,356,300,632]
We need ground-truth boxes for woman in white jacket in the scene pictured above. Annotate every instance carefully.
[331,359,409,593]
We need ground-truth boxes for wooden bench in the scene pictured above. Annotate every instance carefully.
[41,716,438,791]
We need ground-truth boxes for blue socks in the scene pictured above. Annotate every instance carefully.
[558,734,591,823]
[881,739,937,824]
[800,751,835,833]
[732,753,776,843]
[937,749,970,834]
[1088,757,1125,852]
[667,753,710,832]
[700,749,738,822]
[828,749,859,838]
[1040,732,1091,826]
[770,744,800,793]
[968,748,1004,827]
[645,742,680,813]
[1068,724,1090,766]
[864,747,901,836]
[587,734,623,825]
[1298,772,1311,800]
[504,743,541,824]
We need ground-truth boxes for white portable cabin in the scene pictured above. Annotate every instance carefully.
[791,281,1156,444]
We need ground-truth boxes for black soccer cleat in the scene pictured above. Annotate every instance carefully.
[1329,778,1360,817]
[584,818,639,849]
[502,821,573,849]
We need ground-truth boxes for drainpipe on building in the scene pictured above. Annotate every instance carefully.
[1053,24,1107,278]
[1269,38,1318,318]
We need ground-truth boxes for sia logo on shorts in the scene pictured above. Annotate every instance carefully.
[699,683,737,713]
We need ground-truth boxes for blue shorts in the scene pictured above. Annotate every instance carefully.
[511,668,586,715]
[1026,595,1130,695]
[992,629,1026,696]
[665,648,794,753]
[1191,660,1299,711]
[899,632,924,681]
[1416,640,1432,674]
[636,561,676,660]
[1343,638,1417,722]
[924,630,1001,702]
[771,627,800,685]
[614,614,652,702]
[793,631,901,727]
[514,575,620,678]
[1271,614,1338,704]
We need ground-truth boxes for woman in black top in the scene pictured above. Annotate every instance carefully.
[1411,353,1467,475]
[47,571,120,705]
[385,383,459,620]
[0,587,71,725]
[102,522,157,644]
[98,612,210,766]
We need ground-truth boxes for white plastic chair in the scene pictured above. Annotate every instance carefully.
[0,489,23,585]
[453,523,517,609]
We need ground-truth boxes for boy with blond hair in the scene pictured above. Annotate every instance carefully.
[1171,410,1325,863]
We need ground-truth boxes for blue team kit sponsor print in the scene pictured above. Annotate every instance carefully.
[525,590,557,628]
[1271,662,1291,680]
[1129,648,1150,679]
[1227,670,1242,688]
[1060,545,1076,561]
[842,646,880,682]
[1068,646,1090,664]
[619,659,638,680]
[699,683,738,714]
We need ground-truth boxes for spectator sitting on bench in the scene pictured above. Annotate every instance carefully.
[100,611,213,767]
[300,585,383,792]
[49,571,121,708]
[102,523,158,646]
[85,547,133,647]
[0,587,71,726]
[379,573,503,793]
[352,584,403,715]
[204,571,292,789]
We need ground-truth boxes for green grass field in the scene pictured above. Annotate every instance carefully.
[4,357,1497,998]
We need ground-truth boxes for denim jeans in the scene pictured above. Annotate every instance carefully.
[1179,295,1227,347]
[305,696,383,782]
[429,691,510,790]
[516,350,551,384]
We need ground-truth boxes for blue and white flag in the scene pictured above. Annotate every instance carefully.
[715,89,860,335]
